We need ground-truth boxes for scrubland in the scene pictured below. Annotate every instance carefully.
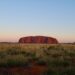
[0,43,75,75]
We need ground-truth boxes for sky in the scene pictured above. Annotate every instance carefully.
[0,0,75,43]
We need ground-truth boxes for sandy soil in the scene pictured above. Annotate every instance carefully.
[0,65,48,75]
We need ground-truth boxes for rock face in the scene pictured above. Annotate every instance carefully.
[19,36,58,44]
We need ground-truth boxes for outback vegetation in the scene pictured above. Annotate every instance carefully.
[0,43,75,75]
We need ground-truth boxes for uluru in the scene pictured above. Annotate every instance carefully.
[19,36,58,44]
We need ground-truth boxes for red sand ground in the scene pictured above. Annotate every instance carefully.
[0,64,48,75]
[0,63,47,75]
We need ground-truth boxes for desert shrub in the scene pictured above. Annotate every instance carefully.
[62,67,75,75]
[54,60,70,67]
[44,70,60,75]
[65,51,75,57]
[6,59,29,67]
[20,51,26,55]
[6,47,22,55]
[47,45,63,50]
[0,55,30,67]
[47,46,56,50]
[36,58,47,65]
[0,52,7,58]
[24,52,33,56]
[30,52,37,60]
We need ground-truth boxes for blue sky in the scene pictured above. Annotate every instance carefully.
[0,0,75,42]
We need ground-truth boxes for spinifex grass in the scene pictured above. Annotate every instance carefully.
[0,43,75,75]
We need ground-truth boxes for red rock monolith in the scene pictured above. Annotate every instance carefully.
[19,36,58,44]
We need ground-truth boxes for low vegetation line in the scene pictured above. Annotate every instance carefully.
[0,43,75,75]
